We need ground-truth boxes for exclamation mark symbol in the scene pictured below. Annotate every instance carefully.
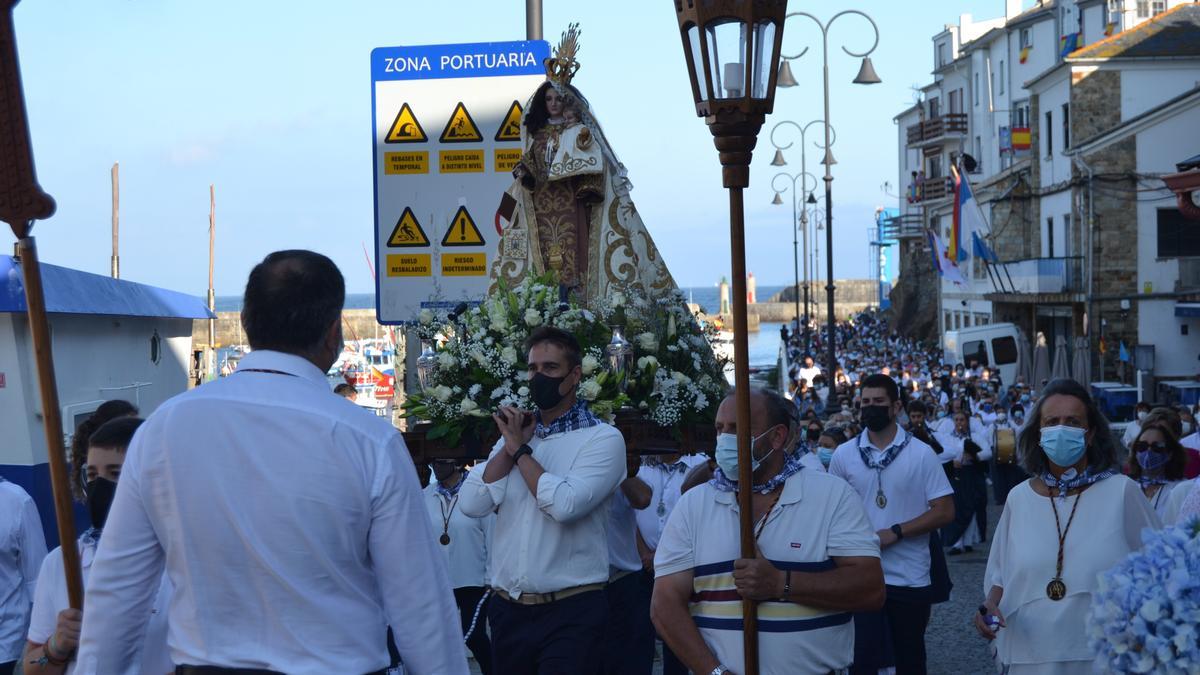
[459,216,466,241]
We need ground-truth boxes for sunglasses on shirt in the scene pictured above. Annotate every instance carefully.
[1131,441,1168,453]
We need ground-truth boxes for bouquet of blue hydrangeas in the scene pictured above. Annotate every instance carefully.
[1088,517,1200,674]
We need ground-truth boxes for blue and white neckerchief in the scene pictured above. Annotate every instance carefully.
[435,478,464,501]
[1136,476,1169,488]
[1040,467,1117,503]
[80,527,101,547]
[535,401,602,439]
[856,429,913,509]
[709,450,805,495]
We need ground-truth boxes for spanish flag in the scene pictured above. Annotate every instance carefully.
[1104,22,1117,37]
[1019,46,1032,64]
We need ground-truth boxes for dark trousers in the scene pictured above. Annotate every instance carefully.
[884,590,933,675]
[0,660,14,675]
[601,572,653,675]
[640,570,686,675]
[489,589,606,675]
[942,464,988,546]
[456,586,494,675]
[991,459,1029,505]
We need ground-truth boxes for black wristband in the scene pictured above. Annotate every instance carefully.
[890,523,904,540]
[512,444,533,464]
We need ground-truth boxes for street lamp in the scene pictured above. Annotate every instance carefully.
[781,9,881,412]
[770,170,817,358]
[671,2,787,671]
[768,118,835,356]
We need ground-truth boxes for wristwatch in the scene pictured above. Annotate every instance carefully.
[710,666,730,675]
[512,444,533,464]
[890,523,905,541]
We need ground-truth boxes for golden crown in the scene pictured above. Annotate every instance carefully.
[544,23,581,86]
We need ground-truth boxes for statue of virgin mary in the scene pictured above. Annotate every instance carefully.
[490,26,677,306]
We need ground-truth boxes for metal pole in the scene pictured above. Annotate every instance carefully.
[526,0,542,40]
[800,144,810,356]
[822,36,838,412]
[17,236,85,608]
[208,185,216,380]
[727,186,759,674]
[110,162,119,279]
[792,184,801,337]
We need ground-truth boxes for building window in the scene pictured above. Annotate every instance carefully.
[1152,0,1166,16]
[975,73,980,106]
[1137,0,1149,18]
[1047,216,1056,257]
[974,136,983,170]
[949,89,962,115]
[1063,214,1073,256]
[1045,110,1054,156]
[928,155,943,179]
[929,96,941,118]
[1157,208,1200,257]
[1013,101,1029,128]
[999,61,1006,94]
[938,42,949,67]
[1020,28,1032,49]
[1062,103,1070,149]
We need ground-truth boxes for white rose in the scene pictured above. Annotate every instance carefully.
[579,378,602,401]
[459,398,479,415]
[437,352,457,368]
[418,308,434,325]
[671,371,691,384]
[472,349,489,367]
[517,386,530,397]
[637,355,659,371]
[581,355,599,375]
[524,308,543,327]
[636,332,658,351]
[432,385,453,402]
[501,346,519,365]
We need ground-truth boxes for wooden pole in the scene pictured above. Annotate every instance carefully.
[1,0,84,610]
[208,184,216,378]
[727,186,758,674]
[16,237,85,608]
[110,162,119,278]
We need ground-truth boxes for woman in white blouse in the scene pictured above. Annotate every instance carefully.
[975,378,1159,674]
[1126,422,1187,522]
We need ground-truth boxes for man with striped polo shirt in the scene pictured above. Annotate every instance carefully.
[651,388,884,675]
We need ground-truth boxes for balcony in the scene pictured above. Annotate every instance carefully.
[985,256,1085,303]
[880,213,923,240]
[906,113,968,147]
[914,176,953,203]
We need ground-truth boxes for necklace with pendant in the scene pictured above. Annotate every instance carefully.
[1046,487,1083,600]
[874,468,888,508]
[439,493,458,546]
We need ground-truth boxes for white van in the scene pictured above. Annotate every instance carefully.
[943,323,1021,385]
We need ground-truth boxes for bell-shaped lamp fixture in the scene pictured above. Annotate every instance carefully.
[822,148,837,167]
[776,59,798,88]
[852,57,882,85]
[770,149,787,166]
[806,192,818,205]
[771,192,784,205]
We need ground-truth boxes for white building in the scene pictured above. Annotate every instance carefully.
[0,255,211,545]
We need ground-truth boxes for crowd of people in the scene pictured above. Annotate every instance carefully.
[3,253,1200,675]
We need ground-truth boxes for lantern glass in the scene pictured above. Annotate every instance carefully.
[751,19,777,99]
[684,24,710,103]
[705,18,748,99]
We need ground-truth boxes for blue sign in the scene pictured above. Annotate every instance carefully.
[371,41,550,82]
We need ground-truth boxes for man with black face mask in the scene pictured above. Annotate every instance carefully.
[460,326,626,675]
[22,416,173,675]
[830,374,955,675]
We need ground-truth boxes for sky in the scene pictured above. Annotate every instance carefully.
[12,0,1027,296]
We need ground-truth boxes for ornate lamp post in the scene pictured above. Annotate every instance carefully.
[671,2,787,671]
[781,9,880,412]
[769,118,834,355]
[770,170,817,354]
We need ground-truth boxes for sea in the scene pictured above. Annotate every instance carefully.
[216,285,787,368]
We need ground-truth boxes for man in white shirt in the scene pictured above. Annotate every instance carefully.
[652,388,884,675]
[1122,401,1153,448]
[1,477,47,675]
[75,250,468,675]
[634,452,707,675]
[424,459,494,674]
[459,326,625,674]
[797,355,822,388]
[602,455,653,675]
[830,374,955,675]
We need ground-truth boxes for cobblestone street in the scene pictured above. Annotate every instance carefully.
[928,502,1003,675]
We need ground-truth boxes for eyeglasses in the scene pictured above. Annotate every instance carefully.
[1131,441,1169,453]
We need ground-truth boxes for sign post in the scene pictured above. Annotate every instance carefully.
[371,40,550,324]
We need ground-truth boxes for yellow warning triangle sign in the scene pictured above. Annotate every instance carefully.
[387,207,430,247]
[494,101,524,142]
[441,206,485,247]
[439,102,483,143]
[385,103,427,144]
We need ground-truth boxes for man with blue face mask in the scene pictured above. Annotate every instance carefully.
[652,388,883,675]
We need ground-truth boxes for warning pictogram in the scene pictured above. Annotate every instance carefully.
[441,206,486,247]
[494,101,524,142]
[439,102,483,143]
[385,103,427,144]
[387,207,431,247]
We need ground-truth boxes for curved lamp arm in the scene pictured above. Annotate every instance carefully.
[782,10,881,62]
[770,119,837,152]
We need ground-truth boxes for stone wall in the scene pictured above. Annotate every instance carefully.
[887,239,938,342]
[192,310,389,349]
[1071,69,1122,144]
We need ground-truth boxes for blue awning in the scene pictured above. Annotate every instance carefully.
[1176,302,1200,318]
[1,256,214,319]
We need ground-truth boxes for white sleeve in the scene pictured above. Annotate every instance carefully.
[826,484,881,558]
[458,442,507,518]
[1163,479,1196,526]
[26,548,62,644]
[653,490,696,578]
[369,435,470,675]
[922,447,955,502]
[76,436,166,674]
[1121,477,1161,547]
[984,500,1012,595]
[18,495,47,600]
[535,429,626,524]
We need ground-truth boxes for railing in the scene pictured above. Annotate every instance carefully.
[917,176,954,202]
[906,113,969,145]
[880,213,923,239]
[991,256,1084,295]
